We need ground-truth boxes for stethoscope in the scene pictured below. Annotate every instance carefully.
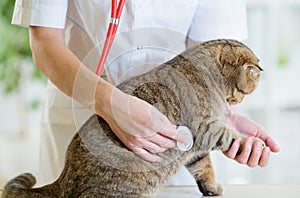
[96,0,193,152]
[96,0,126,76]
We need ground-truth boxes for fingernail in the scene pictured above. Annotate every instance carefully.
[182,134,191,144]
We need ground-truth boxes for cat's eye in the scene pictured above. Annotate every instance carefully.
[250,67,259,75]
[244,64,262,77]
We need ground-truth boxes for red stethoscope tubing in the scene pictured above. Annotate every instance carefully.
[96,0,126,76]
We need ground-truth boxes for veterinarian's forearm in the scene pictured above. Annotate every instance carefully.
[186,37,201,49]
[29,26,113,114]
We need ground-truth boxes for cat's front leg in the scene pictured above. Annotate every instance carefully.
[185,155,222,196]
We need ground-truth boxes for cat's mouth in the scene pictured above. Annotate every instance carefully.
[227,90,245,105]
[226,97,240,105]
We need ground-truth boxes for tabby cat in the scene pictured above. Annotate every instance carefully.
[2,39,264,198]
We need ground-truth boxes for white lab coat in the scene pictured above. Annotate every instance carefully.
[12,0,248,186]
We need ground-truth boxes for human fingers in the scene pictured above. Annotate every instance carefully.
[264,137,280,153]
[148,134,176,149]
[242,121,280,153]
[257,132,280,153]
[224,138,242,159]
[109,119,163,162]
[258,147,271,167]
[147,106,192,145]
[137,138,168,154]
[158,123,191,145]
[124,137,165,162]
[129,145,162,163]
[247,141,263,167]
[234,137,253,164]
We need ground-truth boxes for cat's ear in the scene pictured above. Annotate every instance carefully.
[243,64,263,79]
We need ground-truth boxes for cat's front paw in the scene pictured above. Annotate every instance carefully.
[253,137,266,147]
[197,180,223,196]
[236,136,265,155]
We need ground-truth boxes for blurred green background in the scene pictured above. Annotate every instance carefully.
[0,0,45,95]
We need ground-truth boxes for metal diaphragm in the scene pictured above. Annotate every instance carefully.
[176,125,193,151]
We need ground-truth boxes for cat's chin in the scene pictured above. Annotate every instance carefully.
[226,97,243,105]
[227,100,239,105]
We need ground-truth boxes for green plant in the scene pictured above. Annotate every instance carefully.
[277,49,289,69]
[0,1,46,95]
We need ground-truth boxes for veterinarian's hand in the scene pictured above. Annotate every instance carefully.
[97,86,190,163]
[223,108,280,167]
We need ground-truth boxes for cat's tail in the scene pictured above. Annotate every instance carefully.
[1,173,51,198]
[4,173,36,189]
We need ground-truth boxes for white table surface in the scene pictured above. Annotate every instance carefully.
[153,184,300,198]
[1,184,300,197]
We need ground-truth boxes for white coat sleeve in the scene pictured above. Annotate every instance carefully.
[188,0,248,42]
[12,0,68,29]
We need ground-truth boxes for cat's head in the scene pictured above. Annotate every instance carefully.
[203,39,263,105]
[225,63,262,105]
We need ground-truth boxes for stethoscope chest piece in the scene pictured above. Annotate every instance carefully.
[176,125,194,152]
